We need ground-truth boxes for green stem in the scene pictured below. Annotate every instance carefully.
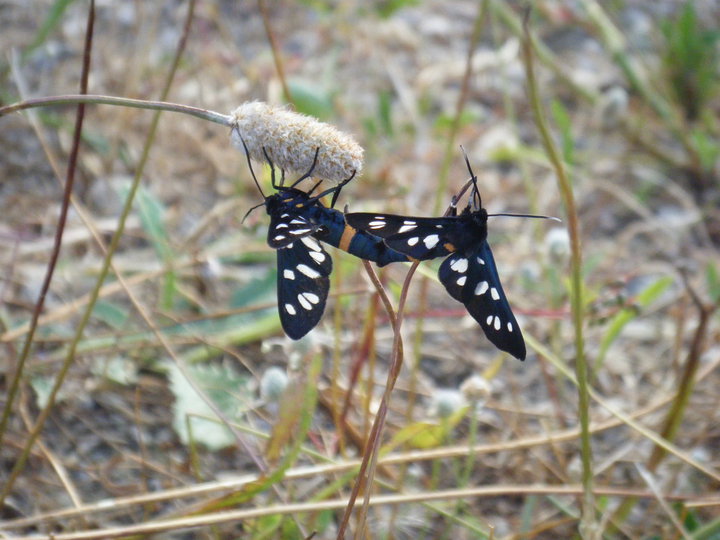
[522,13,595,539]
[0,94,232,126]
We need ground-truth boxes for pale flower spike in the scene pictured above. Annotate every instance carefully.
[230,101,364,184]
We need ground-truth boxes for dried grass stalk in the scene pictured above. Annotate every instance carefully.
[230,101,364,183]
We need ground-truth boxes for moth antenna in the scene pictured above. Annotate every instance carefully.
[488,213,562,222]
[305,179,324,197]
[241,200,266,223]
[330,169,356,208]
[459,145,482,211]
[262,147,279,189]
[290,147,321,188]
[238,133,265,198]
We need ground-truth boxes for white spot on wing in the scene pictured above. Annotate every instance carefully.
[274,235,286,241]
[303,292,320,304]
[450,258,468,273]
[290,228,312,235]
[276,223,289,229]
[456,276,467,286]
[507,322,513,332]
[486,315,493,326]
[297,294,312,310]
[298,292,320,310]
[369,220,386,229]
[283,269,295,280]
[301,236,321,252]
[407,237,419,246]
[398,220,417,233]
[475,281,489,295]
[477,256,485,265]
[491,287,500,300]
[309,251,326,263]
[494,316,501,330]
[297,264,321,278]
[285,303,296,315]
[290,219,306,224]
[423,234,440,249]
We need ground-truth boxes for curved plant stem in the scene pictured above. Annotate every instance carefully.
[0,94,232,126]
[521,12,595,539]
[0,0,95,492]
[336,260,419,539]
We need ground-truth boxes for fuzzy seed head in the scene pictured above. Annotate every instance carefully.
[545,227,571,262]
[230,101,363,183]
[460,374,491,404]
[260,367,289,402]
[429,389,466,419]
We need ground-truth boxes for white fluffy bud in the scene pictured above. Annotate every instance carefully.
[230,101,364,183]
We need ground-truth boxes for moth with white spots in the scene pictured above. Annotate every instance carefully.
[264,190,410,339]
[345,158,528,360]
[246,146,409,340]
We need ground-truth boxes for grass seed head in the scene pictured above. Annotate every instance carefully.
[260,366,289,403]
[230,101,364,184]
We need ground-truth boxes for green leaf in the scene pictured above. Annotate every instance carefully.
[691,129,720,173]
[256,514,283,538]
[383,406,468,451]
[596,276,673,369]
[680,503,700,532]
[287,80,334,120]
[23,0,78,58]
[91,357,138,386]
[230,269,276,309]
[133,185,173,262]
[378,90,394,136]
[91,300,129,329]
[661,2,720,121]
[118,183,177,308]
[375,0,420,18]
[30,376,55,409]
[166,361,250,450]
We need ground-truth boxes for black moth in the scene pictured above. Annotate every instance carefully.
[242,143,410,340]
[346,156,527,360]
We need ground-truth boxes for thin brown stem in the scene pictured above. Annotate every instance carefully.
[336,260,419,539]
[0,0,95,475]
[258,0,294,106]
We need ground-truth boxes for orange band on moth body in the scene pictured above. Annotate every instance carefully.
[339,225,356,252]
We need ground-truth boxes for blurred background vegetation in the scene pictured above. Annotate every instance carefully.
[0,1,718,538]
